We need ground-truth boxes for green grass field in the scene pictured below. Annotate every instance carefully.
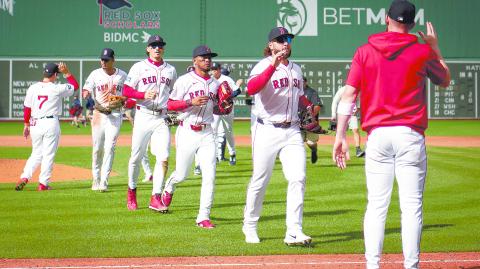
[0,120,479,258]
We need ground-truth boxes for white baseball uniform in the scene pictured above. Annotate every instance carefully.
[163,71,220,223]
[243,57,307,235]
[212,74,238,160]
[83,67,127,191]
[125,59,177,195]
[21,80,75,186]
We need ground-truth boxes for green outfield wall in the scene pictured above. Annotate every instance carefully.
[1,0,479,119]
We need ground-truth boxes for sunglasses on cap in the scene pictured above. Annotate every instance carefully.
[274,35,292,44]
[150,43,164,49]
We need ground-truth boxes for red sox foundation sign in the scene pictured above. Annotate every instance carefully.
[98,0,160,43]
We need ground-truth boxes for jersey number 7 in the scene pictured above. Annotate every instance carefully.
[38,95,48,109]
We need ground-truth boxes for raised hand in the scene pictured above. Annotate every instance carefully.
[418,22,438,48]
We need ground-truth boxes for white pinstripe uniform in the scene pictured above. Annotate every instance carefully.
[163,71,220,223]
[243,56,308,239]
[83,68,127,191]
[125,60,177,195]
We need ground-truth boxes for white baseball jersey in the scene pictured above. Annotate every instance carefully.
[83,68,128,112]
[24,82,75,118]
[249,57,304,123]
[124,60,177,111]
[170,71,220,125]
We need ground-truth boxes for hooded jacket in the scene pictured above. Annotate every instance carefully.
[346,31,449,135]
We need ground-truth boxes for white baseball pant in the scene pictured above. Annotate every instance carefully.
[91,110,122,190]
[164,124,216,223]
[20,118,60,186]
[244,122,306,234]
[128,111,170,194]
[364,126,426,269]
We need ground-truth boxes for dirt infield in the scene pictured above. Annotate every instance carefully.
[0,159,103,183]
[1,135,480,147]
[1,252,479,269]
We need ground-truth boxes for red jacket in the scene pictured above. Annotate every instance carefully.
[346,32,449,135]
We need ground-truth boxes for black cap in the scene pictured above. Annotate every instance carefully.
[192,45,218,58]
[211,62,221,70]
[44,63,59,75]
[268,26,294,42]
[147,35,166,46]
[388,0,416,24]
[100,48,115,60]
[221,67,230,76]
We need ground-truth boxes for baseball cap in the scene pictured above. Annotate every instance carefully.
[44,63,59,75]
[147,35,166,46]
[220,67,230,76]
[193,45,218,58]
[388,0,416,24]
[100,48,115,60]
[268,26,294,42]
[211,62,221,70]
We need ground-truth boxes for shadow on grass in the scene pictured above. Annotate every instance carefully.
[310,223,454,244]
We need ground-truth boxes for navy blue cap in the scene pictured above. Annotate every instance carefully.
[268,27,294,42]
[193,45,218,58]
[147,35,166,46]
[388,0,416,24]
[44,63,59,75]
[100,48,115,60]
[221,67,230,76]
[211,62,221,70]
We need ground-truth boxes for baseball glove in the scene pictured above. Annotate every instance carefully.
[213,81,233,115]
[299,107,329,134]
[165,111,180,126]
[328,120,337,131]
[108,95,127,109]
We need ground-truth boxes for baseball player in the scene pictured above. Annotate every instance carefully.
[210,62,242,165]
[85,93,95,125]
[331,85,365,157]
[15,62,79,191]
[123,35,177,212]
[82,48,127,192]
[242,27,313,245]
[161,45,224,229]
[333,1,450,268]
[301,76,323,164]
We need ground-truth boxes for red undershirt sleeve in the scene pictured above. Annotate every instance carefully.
[247,65,276,95]
[66,75,79,90]
[167,98,191,111]
[23,106,31,124]
[123,84,146,99]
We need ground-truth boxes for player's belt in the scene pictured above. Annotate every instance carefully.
[179,121,207,132]
[136,105,165,116]
[257,118,291,128]
[35,115,55,120]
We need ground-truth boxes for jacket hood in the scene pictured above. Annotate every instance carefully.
[368,32,418,59]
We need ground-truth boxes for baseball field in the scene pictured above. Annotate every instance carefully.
[0,120,479,268]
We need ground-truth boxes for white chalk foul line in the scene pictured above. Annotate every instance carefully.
[1,258,480,269]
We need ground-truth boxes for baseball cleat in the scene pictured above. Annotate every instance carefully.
[283,231,312,246]
[15,178,29,191]
[161,190,173,207]
[196,219,215,229]
[193,166,201,175]
[149,194,168,213]
[356,148,366,158]
[127,188,138,210]
[37,183,52,191]
[142,175,153,183]
[242,227,260,244]
[229,154,237,166]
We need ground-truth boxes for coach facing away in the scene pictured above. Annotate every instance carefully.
[333,1,450,269]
